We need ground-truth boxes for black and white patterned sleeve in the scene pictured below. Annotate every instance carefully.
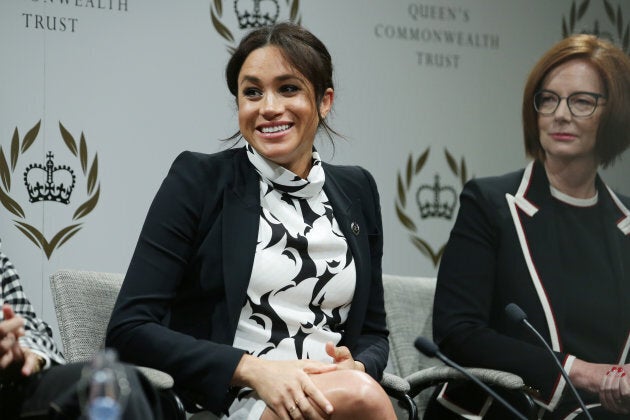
[0,249,65,366]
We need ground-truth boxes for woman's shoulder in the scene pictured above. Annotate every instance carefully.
[609,187,630,205]
[173,147,242,167]
[156,148,247,203]
[465,167,526,197]
[612,190,630,210]
[168,147,244,178]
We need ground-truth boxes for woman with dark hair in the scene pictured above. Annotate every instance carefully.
[426,34,630,419]
[106,22,395,420]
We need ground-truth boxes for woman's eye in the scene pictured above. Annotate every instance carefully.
[572,96,595,106]
[280,84,299,94]
[539,94,555,104]
[243,87,262,97]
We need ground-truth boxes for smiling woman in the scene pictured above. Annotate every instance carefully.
[235,45,332,178]
[106,22,396,420]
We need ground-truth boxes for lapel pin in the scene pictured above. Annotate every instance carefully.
[351,221,360,236]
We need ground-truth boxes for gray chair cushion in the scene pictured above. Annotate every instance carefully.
[50,269,174,390]
[383,274,440,415]
[50,270,124,363]
[383,274,440,379]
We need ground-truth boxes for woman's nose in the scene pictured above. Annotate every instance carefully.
[260,93,283,118]
[554,98,572,120]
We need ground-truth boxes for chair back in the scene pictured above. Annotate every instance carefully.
[383,274,440,378]
[50,269,124,363]
[383,274,440,415]
[49,270,203,418]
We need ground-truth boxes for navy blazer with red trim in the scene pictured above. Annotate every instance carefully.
[432,160,630,417]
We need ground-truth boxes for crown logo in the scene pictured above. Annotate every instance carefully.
[415,174,456,219]
[211,0,300,52]
[234,0,279,29]
[23,151,76,204]
[396,148,470,267]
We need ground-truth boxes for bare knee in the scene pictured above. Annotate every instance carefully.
[324,370,395,419]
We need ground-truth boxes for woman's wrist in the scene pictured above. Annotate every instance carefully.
[569,358,611,393]
[231,353,259,387]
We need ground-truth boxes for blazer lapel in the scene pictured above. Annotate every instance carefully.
[322,171,360,274]
[506,161,563,351]
[603,182,630,235]
[598,179,630,286]
[222,150,260,337]
[323,168,371,341]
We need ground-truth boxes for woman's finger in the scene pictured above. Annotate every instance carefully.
[293,394,327,420]
[302,363,336,375]
[615,368,630,413]
[0,317,25,338]
[21,350,40,376]
[601,367,625,413]
[0,333,18,358]
[324,342,351,362]
[600,367,615,409]
[286,400,300,420]
[299,380,333,417]
[0,345,15,368]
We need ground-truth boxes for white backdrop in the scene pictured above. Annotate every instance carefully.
[1,0,629,345]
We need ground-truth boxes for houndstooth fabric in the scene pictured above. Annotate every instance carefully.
[0,242,65,366]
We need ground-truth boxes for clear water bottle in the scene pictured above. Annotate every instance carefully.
[82,348,130,420]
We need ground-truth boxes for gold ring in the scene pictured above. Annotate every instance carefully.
[288,405,296,413]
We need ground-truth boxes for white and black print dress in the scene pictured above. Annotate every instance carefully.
[225,146,357,419]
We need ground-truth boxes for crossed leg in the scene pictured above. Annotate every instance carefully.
[262,369,396,420]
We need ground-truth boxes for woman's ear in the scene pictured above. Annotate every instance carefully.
[319,88,334,118]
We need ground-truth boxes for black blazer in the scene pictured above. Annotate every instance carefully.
[432,160,630,417]
[106,147,389,413]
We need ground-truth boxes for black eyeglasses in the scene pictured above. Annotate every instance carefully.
[534,90,607,117]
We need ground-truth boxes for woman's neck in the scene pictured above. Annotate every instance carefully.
[543,157,598,199]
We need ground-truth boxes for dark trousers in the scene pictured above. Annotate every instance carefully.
[0,362,162,419]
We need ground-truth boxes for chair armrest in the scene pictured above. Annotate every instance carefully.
[136,367,188,419]
[136,366,175,390]
[406,366,525,397]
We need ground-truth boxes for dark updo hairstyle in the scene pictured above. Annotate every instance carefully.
[225,22,338,141]
[522,34,630,167]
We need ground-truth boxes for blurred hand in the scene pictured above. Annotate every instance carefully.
[20,347,44,376]
[1,305,25,369]
[0,304,42,377]
[234,354,336,419]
